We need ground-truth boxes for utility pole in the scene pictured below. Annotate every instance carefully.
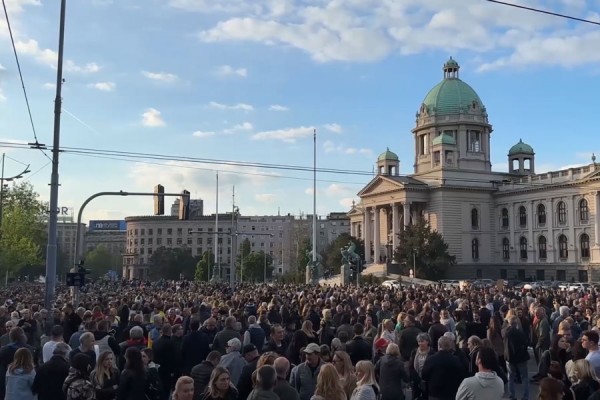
[44,0,67,318]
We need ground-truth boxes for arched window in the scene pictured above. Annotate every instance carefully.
[558,201,567,225]
[501,208,509,228]
[471,208,479,230]
[580,199,589,221]
[581,234,590,259]
[502,238,510,261]
[472,238,479,260]
[537,204,546,225]
[519,206,527,227]
[558,234,568,259]
[538,236,547,259]
[519,237,528,260]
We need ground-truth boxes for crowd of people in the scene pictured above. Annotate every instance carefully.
[1,278,600,400]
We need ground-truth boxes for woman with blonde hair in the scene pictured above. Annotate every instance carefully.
[375,343,409,400]
[90,351,119,400]
[332,350,356,399]
[202,367,239,400]
[570,359,600,399]
[173,376,195,400]
[5,347,36,400]
[302,320,317,344]
[350,361,379,400]
[311,363,346,400]
[251,352,278,388]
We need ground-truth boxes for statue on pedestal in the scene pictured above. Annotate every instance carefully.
[306,250,322,283]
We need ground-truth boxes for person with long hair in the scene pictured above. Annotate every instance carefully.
[538,377,565,400]
[202,366,239,400]
[91,351,120,400]
[117,346,146,400]
[487,314,507,372]
[142,348,162,400]
[332,350,356,399]
[64,353,96,400]
[537,334,572,380]
[286,330,309,366]
[570,359,600,400]
[311,363,346,400]
[350,361,379,400]
[173,376,195,400]
[302,320,317,344]
[5,347,36,400]
[375,343,409,400]
[566,340,587,385]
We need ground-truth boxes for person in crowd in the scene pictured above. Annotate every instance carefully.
[408,332,434,400]
[118,326,147,369]
[466,335,483,376]
[173,376,195,400]
[202,366,239,400]
[243,316,266,351]
[237,344,260,400]
[94,320,121,364]
[350,360,379,400]
[311,363,346,400]
[570,359,600,400]
[375,343,409,400]
[290,343,323,400]
[64,353,95,400]
[141,348,162,400]
[91,350,120,400]
[330,350,355,399]
[191,351,221,400]
[5,347,36,400]
[33,342,71,400]
[70,331,97,368]
[346,323,372,365]
[538,377,565,400]
[583,330,600,378]
[0,326,33,399]
[153,323,180,398]
[181,319,210,376]
[427,312,447,351]
[504,315,530,400]
[218,337,246,386]
[1,320,14,346]
[263,324,288,356]
[42,324,70,363]
[247,365,279,400]
[398,315,421,361]
[455,347,504,400]
[421,335,467,400]
[213,317,242,356]
[273,357,300,400]
[537,333,572,381]
[117,347,147,400]
[532,307,552,375]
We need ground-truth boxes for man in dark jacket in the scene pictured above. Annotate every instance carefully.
[273,357,299,400]
[398,315,422,361]
[191,351,221,400]
[427,311,447,351]
[345,323,372,365]
[262,324,287,356]
[32,342,70,400]
[237,344,260,400]
[504,316,530,400]
[181,319,210,376]
[213,316,241,355]
[153,324,180,400]
[421,336,467,400]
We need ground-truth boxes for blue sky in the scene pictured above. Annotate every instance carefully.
[1,0,600,222]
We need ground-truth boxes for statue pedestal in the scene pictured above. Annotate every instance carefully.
[340,264,349,286]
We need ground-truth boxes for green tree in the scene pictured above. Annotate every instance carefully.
[320,233,365,274]
[84,245,120,278]
[0,182,47,276]
[394,219,455,280]
[296,237,312,273]
[149,246,198,280]
[195,250,214,282]
[239,251,273,282]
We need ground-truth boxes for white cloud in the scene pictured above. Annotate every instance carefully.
[141,108,166,127]
[339,198,356,209]
[0,64,5,71]
[323,140,372,156]
[141,70,179,83]
[224,122,253,134]
[255,193,277,204]
[42,82,55,90]
[192,130,215,138]
[252,126,314,143]
[208,101,254,111]
[323,123,342,133]
[216,64,247,77]
[14,39,100,72]
[87,82,115,91]
[0,88,5,102]
[269,104,289,111]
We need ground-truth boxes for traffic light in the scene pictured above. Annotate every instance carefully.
[154,184,165,215]
[66,272,85,287]
[179,189,190,220]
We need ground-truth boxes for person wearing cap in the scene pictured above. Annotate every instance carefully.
[290,342,323,400]
[238,344,260,400]
[32,342,71,400]
[218,337,246,386]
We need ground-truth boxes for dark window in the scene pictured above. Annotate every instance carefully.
[518,269,525,280]
[537,204,546,225]
[500,269,507,279]
[476,269,482,278]
[501,208,509,228]
[559,234,568,259]
[536,269,545,281]
[502,238,510,261]
[579,270,588,282]
[471,208,479,230]
[580,199,589,221]
[472,238,479,260]
[557,270,566,281]
[581,234,590,259]
[519,206,527,227]
[558,201,567,225]
[520,237,528,259]
[538,236,547,259]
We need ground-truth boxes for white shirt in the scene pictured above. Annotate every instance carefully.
[42,340,71,363]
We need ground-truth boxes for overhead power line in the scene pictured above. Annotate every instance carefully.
[486,0,600,26]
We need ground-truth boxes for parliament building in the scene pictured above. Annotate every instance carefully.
[348,58,600,282]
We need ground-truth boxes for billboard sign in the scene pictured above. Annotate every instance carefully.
[89,220,127,232]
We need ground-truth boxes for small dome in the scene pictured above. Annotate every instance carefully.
[378,147,398,161]
[432,133,456,146]
[420,58,485,117]
[508,139,534,156]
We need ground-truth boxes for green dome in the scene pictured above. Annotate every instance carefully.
[508,139,534,156]
[378,147,398,161]
[421,58,485,116]
[432,133,456,146]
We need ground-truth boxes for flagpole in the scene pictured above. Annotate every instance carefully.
[311,129,317,284]
[213,171,219,281]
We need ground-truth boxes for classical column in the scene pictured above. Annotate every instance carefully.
[528,200,534,262]
[374,206,381,263]
[392,203,399,258]
[569,195,576,263]
[350,222,356,237]
[549,199,556,263]
[595,192,600,246]
[363,208,372,262]
[403,202,411,229]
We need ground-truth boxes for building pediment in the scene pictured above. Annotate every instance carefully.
[358,175,419,197]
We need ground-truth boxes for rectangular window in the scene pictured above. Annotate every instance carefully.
[167,228,172,235]
[176,238,182,245]
[197,238,203,245]
[148,248,153,255]
[500,269,507,279]
[148,238,153,245]
[140,238,145,245]
[177,228,183,236]
[157,238,162,245]
[419,134,428,155]
[166,238,172,245]
[469,130,481,152]
[187,238,192,245]
[141,229,145,235]
[557,270,566,281]
[157,228,162,235]
[148,229,153,235]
